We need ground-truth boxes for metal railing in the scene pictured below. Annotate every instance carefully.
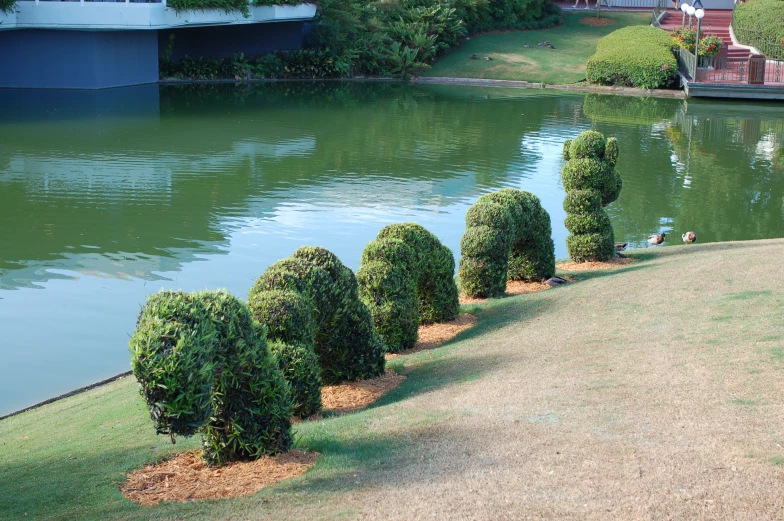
[676,46,697,80]
[687,54,784,85]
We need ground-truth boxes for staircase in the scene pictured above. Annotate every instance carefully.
[659,8,752,59]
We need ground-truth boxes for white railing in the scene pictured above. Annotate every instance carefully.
[0,1,316,30]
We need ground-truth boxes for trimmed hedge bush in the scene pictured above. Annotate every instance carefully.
[130,290,293,466]
[249,246,385,385]
[268,340,322,418]
[358,223,459,353]
[459,188,555,298]
[561,131,622,262]
[733,0,784,59]
[586,26,677,89]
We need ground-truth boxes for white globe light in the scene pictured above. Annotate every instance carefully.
[695,8,705,18]
[687,5,696,15]
[680,3,688,11]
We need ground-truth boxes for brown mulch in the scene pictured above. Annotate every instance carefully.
[460,279,554,305]
[557,256,636,271]
[387,314,478,358]
[579,16,617,26]
[321,370,406,414]
[121,449,318,506]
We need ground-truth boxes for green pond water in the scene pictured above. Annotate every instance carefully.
[1,82,783,415]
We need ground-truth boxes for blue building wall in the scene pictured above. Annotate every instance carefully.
[0,30,159,89]
[159,21,306,61]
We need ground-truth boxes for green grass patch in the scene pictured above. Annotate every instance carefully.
[423,12,651,84]
[5,240,784,519]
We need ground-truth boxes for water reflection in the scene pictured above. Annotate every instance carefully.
[0,83,782,414]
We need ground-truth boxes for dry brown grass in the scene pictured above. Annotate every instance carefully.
[121,450,317,506]
[327,240,784,520]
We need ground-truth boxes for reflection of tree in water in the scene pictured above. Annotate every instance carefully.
[662,109,784,244]
[583,95,784,247]
[1,82,554,290]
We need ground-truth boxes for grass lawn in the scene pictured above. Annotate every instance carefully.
[3,239,784,520]
[423,12,652,84]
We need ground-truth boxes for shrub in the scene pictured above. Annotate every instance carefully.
[733,0,784,59]
[249,247,385,384]
[670,27,723,56]
[459,188,555,298]
[586,26,678,89]
[160,0,561,80]
[358,224,459,353]
[561,131,622,262]
[130,290,293,466]
[268,340,322,418]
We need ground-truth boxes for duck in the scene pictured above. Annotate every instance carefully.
[647,233,666,245]
[614,242,628,252]
[470,53,478,60]
[523,44,531,48]
[542,276,569,287]
[545,43,556,49]
[682,231,697,244]
[484,56,493,60]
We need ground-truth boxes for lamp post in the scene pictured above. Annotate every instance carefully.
[687,5,695,29]
[695,8,705,68]
[681,2,689,26]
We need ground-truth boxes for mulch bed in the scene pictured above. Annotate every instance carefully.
[386,314,478,358]
[320,370,406,414]
[121,450,318,506]
[579,16,617,26]
[556,257,635,271]
[460,279,554,305]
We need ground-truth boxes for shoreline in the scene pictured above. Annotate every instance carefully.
[0,371,132,422]
[160,76,687,99]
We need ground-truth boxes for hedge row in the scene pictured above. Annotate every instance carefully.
[130,290,293,466]
[249,247,386,386]
[458,188,555,298]
[586,26,678,90]
[358,223,459,353]
[561,130,622,262]
[733,0,784,59]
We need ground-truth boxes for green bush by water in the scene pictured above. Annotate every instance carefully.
[130,290,293,466]
[249,246,386,385]
[459,188,555,298]
[268,340,323,418]
[586,26,677,89]
[358,224,459,353]
[561,131,622,262]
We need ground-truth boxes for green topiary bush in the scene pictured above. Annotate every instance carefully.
[249,246,386,385]
[561,131,622,262]
[586,26,678,90]
[358,223,459,353]
[130,290,293,466]
[458,189,555,298]
[268,340,322,418]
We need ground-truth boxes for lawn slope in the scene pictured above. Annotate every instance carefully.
[423,12,652,84]
[2,239,784,520]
